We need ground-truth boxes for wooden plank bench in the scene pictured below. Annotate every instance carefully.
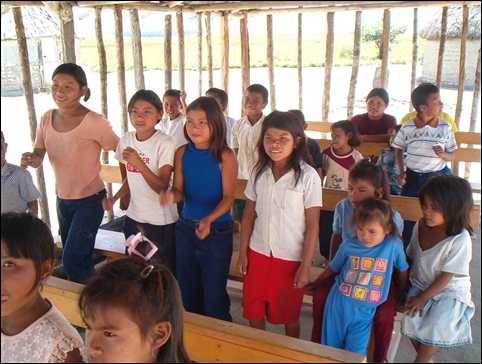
[43,276,365,363]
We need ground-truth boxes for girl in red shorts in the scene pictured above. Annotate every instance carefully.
[236,111,322,337]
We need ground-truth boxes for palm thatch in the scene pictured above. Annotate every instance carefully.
[420,5,480,40]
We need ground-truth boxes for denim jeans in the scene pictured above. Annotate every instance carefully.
[402,166,452,197]
[175,217,233,321]
[57,190,106,283]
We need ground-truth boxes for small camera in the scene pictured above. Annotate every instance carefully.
[125,232,158,261]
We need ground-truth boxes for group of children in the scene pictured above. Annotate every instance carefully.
[0,62,475,363]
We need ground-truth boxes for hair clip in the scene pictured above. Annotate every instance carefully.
[126,232,159,261]
[140,264,155,279]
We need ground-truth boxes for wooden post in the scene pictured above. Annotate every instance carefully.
[221,11,230,93]
[13,7,50,227]
[297,12,302,110]
[95,7,113,221]
[176,11,185,91]
[114,5,128,135]
[205,12,213,89]
[240,12,250,112]
[322,12,334,122]
[164,14,172,90]
[197,13,203,96]
[435,7,448,87]
[58,2,76,63]
[380,9,390,89]
[130,9,145,90]
[266,14,275,111]
[454,5,468,127]
[347,11,361,118]
[409,8,418,112]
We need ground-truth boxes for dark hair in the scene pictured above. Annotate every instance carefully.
[128,90,164,124]
[411,83,439,113]
[288,109,306,126]
[331,120,361,147]
[185,97,227,162]
[246,84,269,105]
[353,198,397,236]
[366,88,389,106]
[1,212,56,287]
[79,257,190,363]
[349,159,391,201]
[163,89,181,100]
[52,63,91,101]
[419,175,473,236]
[254,111,311,187]
[205,88,228,110]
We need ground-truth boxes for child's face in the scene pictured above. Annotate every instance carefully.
[420,92,443,118]
[421,197,445,227]
[51,73,86,108]
[331,127,351,150]
[244,91,266,119]
[129,100,162,134]
[348,179,382,207]
[356,219,388,247]
[163,96,181,120]
[85,305,170,363]
[366,96,387,120]
[206,92,226,113]
[186,109,211,147]
[263,127,295,163]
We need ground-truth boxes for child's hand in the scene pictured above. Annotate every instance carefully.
[159,190,175,205]
[405,295,427,317]
[122,147,144,170]
[237,250,248,275]
[432,145,444,158]
[294,264,311,289]
[21,152,36,168]
[397,172,406,186]
[195,218,211,240]
[305,274,323,291]
[102,197,114,211]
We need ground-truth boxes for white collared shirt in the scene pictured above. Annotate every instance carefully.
[231,114,265,179]
[244,161,322,261]
[159,114,187,149]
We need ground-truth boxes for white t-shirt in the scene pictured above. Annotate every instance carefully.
[244,161,322,261]
[406,221,473,307]
[159,114,187,149]
[115,131,178,226]
[231,114,265,180]
[391,118,457,173]
[225,115,236,148]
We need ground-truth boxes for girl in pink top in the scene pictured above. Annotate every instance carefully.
[21,63,119,283]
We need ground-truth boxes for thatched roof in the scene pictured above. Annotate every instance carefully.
[1,5,59,40]
[420,5,480,40]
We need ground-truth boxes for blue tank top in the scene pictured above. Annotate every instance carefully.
[182,143,231,222]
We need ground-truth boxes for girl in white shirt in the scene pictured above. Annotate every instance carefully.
[402,175,475,363]
[237,111,322,338]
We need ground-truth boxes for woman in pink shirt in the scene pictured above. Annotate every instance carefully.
[21,63,119,283]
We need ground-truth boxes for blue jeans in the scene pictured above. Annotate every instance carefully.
[57,190,106,283]
[402,166,452,197]
[175,217,233,321]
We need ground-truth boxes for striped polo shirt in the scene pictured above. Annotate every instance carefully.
[1,162,40,213]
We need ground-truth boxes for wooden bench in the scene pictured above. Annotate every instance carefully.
[43,276,365,363]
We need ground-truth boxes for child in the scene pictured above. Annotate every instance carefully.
[160,89,188,149]
[102,90,178,273]
[1,212,86,363]
[392,83,456,198]
[21,63,119,283]
[350,88,397,143]
[402,175,474,363]
[205,87,236,148]
[80,257,190,363]
[311,159,405,363]
[400,110,457,132]
[311,199,408,356]
[1,131,40,215]
[159,97,237,322]
[237,111,322,338]
[321,120,363,190]
[288,109,323,174]
[377,125,403,195]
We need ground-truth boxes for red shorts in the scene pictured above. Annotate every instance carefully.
[242,248,303,325]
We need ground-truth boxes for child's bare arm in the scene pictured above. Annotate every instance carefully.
[238,199,256,275]
[329,233,342,260]
[21,148,46,168]
[26,200,39,217]
[394,148,405,186]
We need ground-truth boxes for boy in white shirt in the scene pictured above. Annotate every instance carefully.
[160,89,188,149]
[206,87,236,148]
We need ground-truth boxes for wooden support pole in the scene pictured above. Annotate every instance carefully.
[205,12,213,89]
[176,11,185,91]
[435,7,448,87]
[240,12,250,112]
[114,5,128,135]
[221,11,230,93]
[58,2,76,63]
[380,9,390,89]
[95,7,113,221]
[197,13,203,96]
[297,12,303,110]
[266,14,275,111]
[347,11,361,118]
[454,5,468,128]
[409,8,418,112]
[164,14,172,90]
[13,7,51,227]
[322,12,334,122]
[129,8,145,90]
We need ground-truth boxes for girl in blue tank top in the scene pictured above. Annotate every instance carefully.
[160,96,237,321]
